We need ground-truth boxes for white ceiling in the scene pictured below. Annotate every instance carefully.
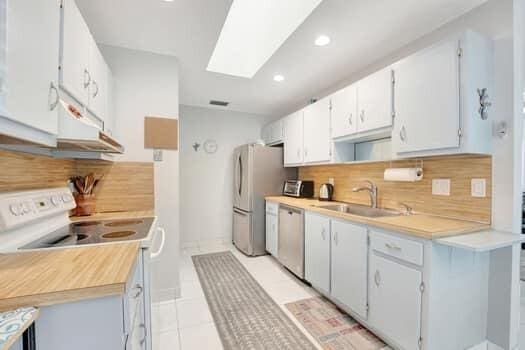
[77,0,505,118]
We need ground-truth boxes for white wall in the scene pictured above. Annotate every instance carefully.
[101,45,180,302]
[179,105,268,247]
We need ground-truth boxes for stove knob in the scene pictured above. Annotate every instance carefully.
[9,203,21,216]
[51,196,61,206]
[22,202,31,214]
[62,194,72,203]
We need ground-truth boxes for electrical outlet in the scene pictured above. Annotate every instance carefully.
[432,179,450,196]
[328,178,335,185]
[153,149,163,162]
[471,179,486,197]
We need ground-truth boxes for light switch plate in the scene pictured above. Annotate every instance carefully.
[153,149,163,162]
[328,178,335,185]
[471,179,486,197]
[432,179,451,196]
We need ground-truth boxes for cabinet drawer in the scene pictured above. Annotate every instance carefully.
[266,201,279,215]
[370,230,423,266]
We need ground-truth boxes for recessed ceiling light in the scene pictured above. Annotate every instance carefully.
[207,0,324,78]
[273,75,285,82]
[315,35,331,46]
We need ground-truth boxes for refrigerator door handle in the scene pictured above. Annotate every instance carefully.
[233,208,248,216]
[238,155,243,196]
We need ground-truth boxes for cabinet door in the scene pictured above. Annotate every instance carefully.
[265,212,278,257]
[104,68,115,135]
[61,0,91,105]
[331,220,368,319]
[283,110,304,165]
[357,68,393,132]
[5,0,60,135]
[305,212,330,293]
[331,85,358,138]
[369,253,422,350]
[393,39,460,154]
[88,41,108,121]
[303,98,331,163]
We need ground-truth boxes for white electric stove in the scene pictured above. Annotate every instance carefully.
[0,187,164,350]
[0,187,163,254]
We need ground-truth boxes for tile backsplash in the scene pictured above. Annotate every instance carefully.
[299,155,492,223]
[0,150,154,213]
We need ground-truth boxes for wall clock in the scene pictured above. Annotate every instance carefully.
[203,139,218,154]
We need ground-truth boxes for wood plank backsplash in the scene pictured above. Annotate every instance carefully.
[0,150,154,213]
[299,155,492,223]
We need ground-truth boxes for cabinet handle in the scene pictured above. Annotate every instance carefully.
[296,149,300,158]
[140,323,147,345]
[132,284,143,298]
[348,113,353,125]
[374,270,381,287]
[83,69,91,89]
[304,149,308,157]
[399,126,407,142]
[92,80,99,98]
[360,110,365,123]
[333,231,338,245]
[48,83,59,111]
[385,243,402,251]
[321,228,326,241]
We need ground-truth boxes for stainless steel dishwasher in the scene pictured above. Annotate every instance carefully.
[278,204,304,279]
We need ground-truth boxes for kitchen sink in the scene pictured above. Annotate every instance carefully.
[315,203,403,218]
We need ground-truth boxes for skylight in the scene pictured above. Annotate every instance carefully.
[207,0,324,78]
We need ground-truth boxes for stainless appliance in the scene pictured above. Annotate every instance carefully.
[233,144,295,256]
[283,180,314,198]
[278,204,304,278]
[319,183,334,201]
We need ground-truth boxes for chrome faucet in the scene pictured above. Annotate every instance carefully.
[353,180,378,208]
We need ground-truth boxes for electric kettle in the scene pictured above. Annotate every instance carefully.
[319,183,334,201]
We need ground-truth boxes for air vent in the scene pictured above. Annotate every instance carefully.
[209,100,229,107]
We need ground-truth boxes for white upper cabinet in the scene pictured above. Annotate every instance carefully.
[61,0,91,106]
[88,42,108,120]
[356,67,393,133]
[283,110,304,165]
[2,0,61,138]
[331,220,368,319]
[331,84,358,138]
[61,0,112,123]
[303,97,331,163]
[393,38,460,154]
[392,30,493,157]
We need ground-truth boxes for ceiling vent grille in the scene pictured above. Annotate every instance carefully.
[209,100,229,107]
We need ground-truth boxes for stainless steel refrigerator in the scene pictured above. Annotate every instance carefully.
[233,144,295,256]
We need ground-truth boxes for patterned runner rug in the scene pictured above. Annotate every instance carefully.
[286,297,390,350]
[192,251,317,350]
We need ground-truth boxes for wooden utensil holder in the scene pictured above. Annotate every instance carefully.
[74,194,96,216]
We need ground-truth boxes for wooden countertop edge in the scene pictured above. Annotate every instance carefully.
[0,243,140,313]
[2,308,39,350]
[0,283,127,313]
[266,196,490,239]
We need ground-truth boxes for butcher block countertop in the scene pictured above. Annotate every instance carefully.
[266,196,489,239]
[0,243,139,312]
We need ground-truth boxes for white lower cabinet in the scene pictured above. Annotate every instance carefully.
[369,252,422,350]
[330,220,368,319]
[304,212,331,293]
[265,202,279,257]
[35,250,151,350]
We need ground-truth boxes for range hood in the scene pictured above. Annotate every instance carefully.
[57,100,124,153]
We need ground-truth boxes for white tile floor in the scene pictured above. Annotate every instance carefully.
[151,242,323,350]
